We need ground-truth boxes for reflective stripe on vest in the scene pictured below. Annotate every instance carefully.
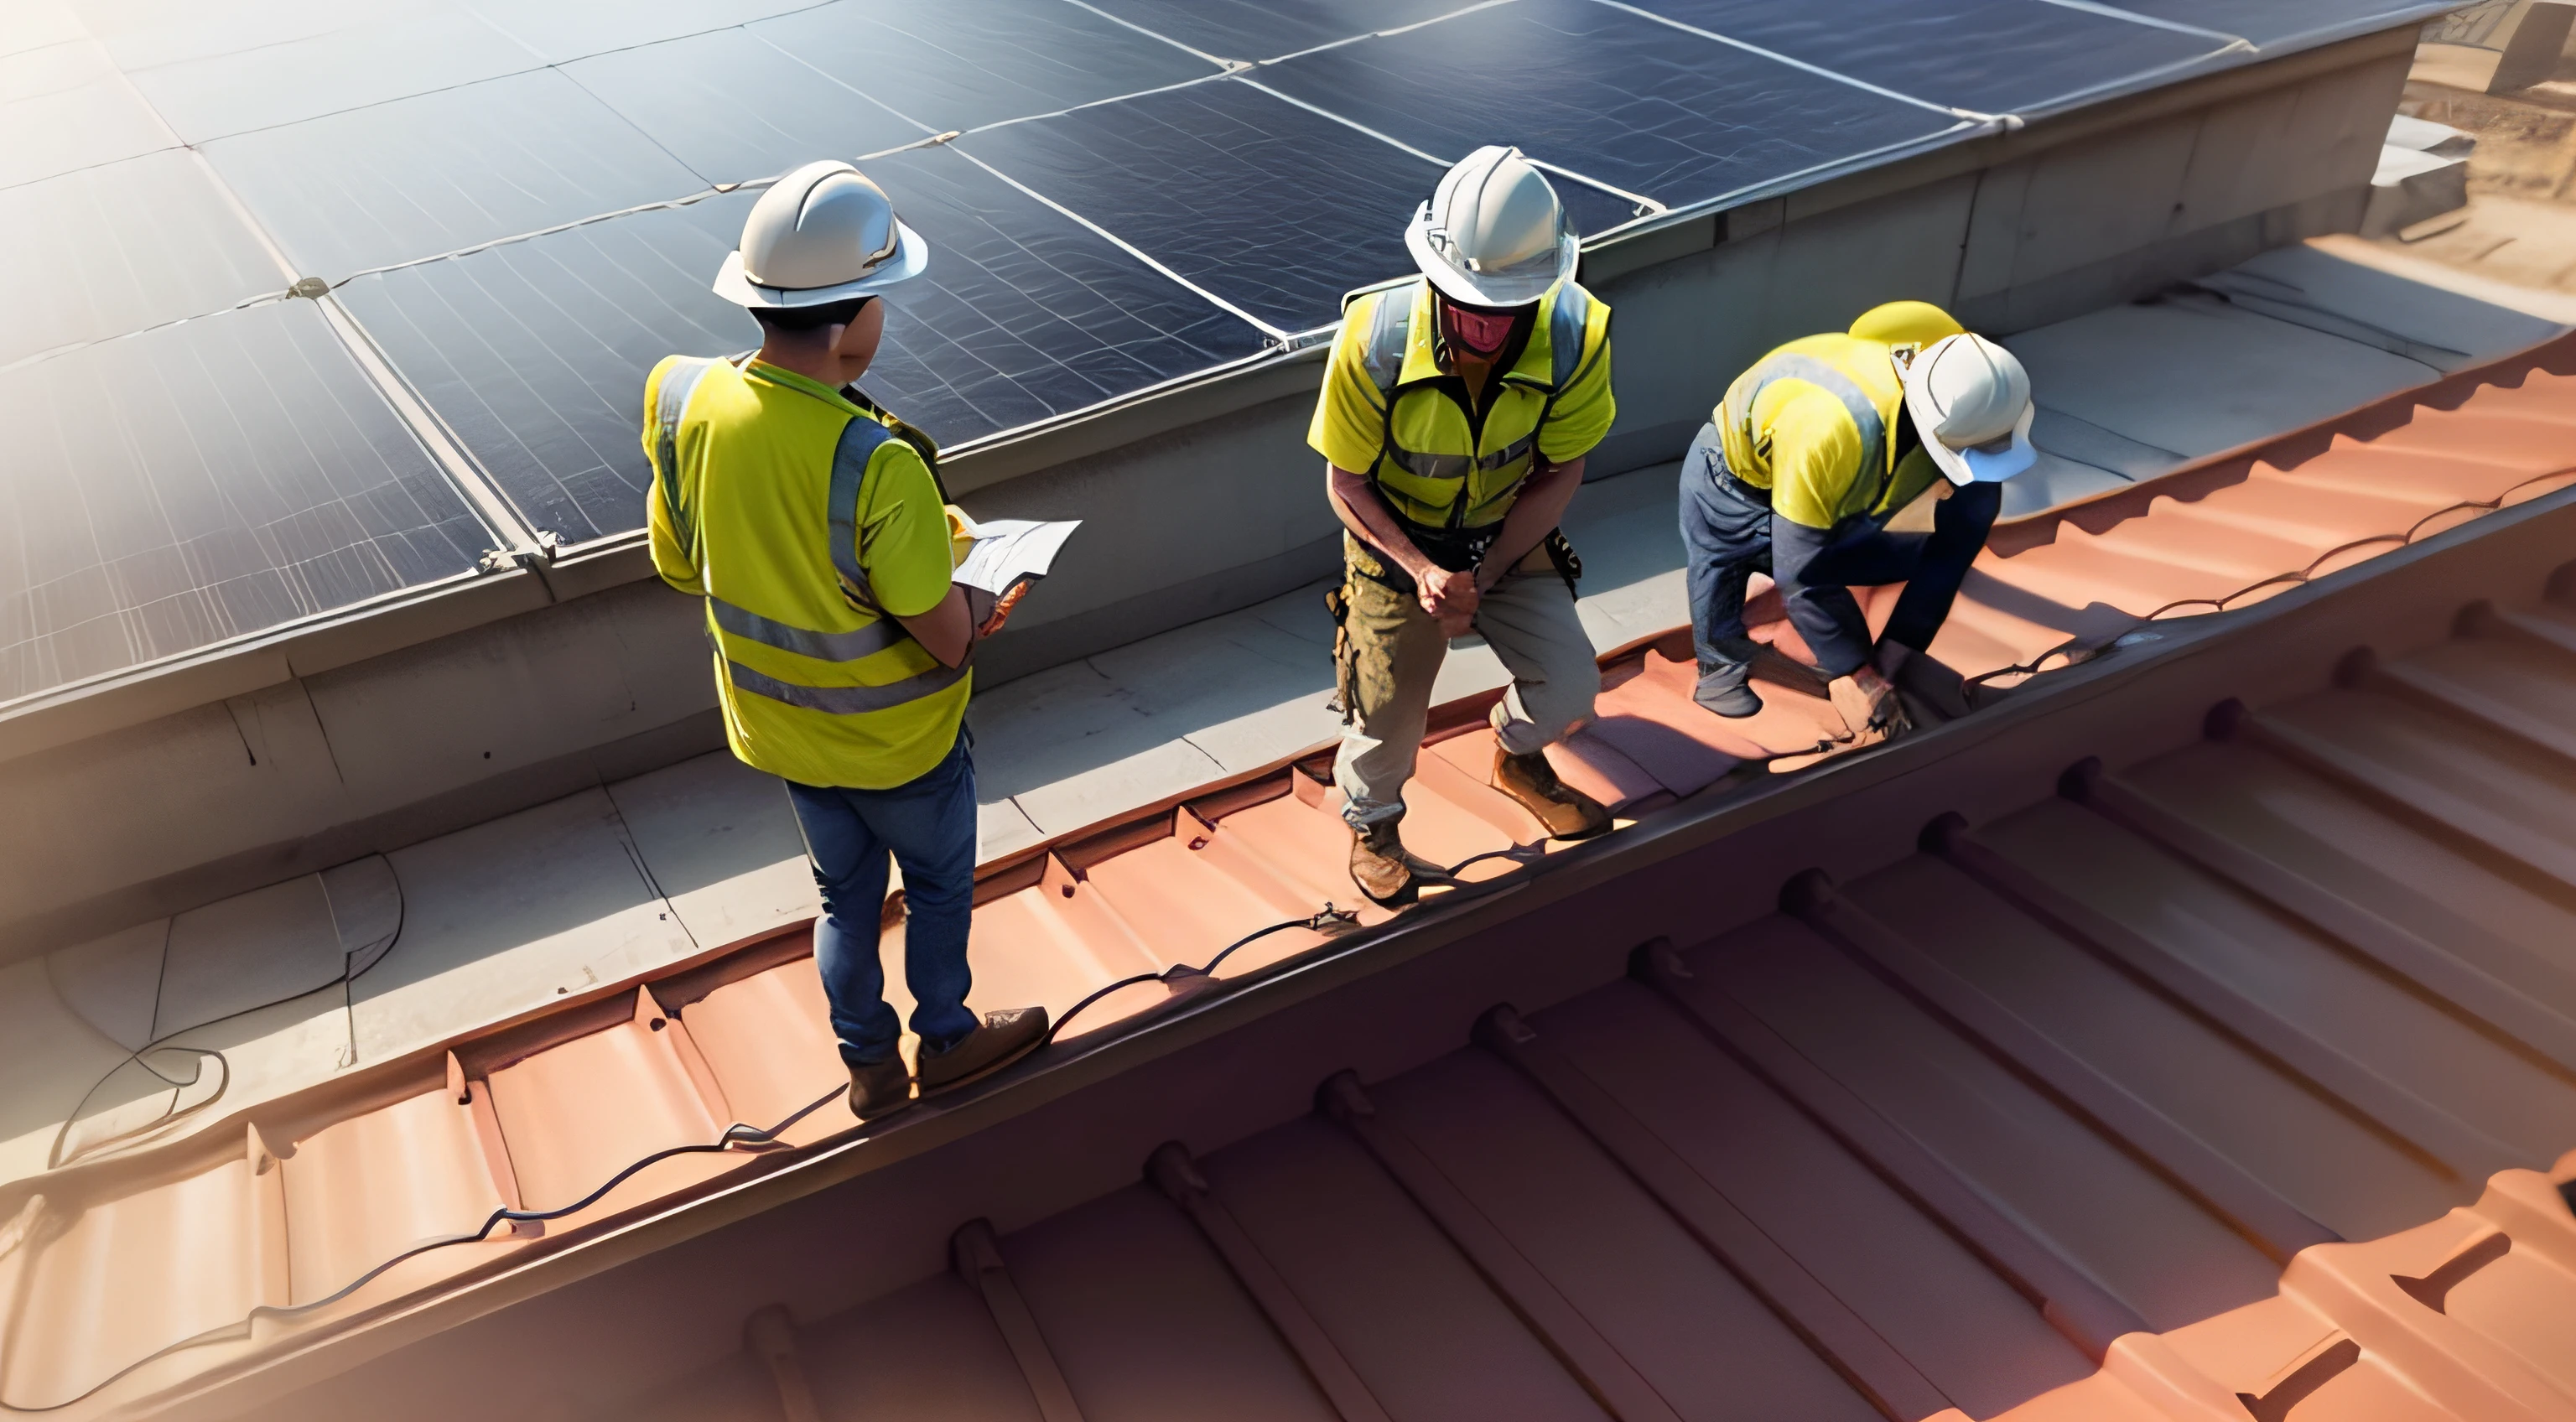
[653,356,719,552]
[827,418,895,610]
[1360,280,1596,519]
[709,595,907,662]
[1731,352,1888,506]
[727,657,970,714]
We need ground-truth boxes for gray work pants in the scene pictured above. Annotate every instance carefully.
[1332,534,1600,829]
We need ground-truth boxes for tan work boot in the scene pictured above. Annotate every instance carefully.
[917,1007,1050,1095]
[1492,747,1611,840]
[1349,820,1444,907]
[846,1056,913,1122]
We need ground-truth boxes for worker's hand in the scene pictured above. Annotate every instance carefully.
[1828,664,1910,742]
[975,583,1027,639]
[1418,566,1479,622]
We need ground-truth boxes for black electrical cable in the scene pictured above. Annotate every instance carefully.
[13,843,1535,1409]
[3,1082,848,1412]
[1042,841,1545,1043]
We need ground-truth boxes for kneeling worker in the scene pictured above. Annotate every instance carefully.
[1314,146,1617,906]
[645,161,1046,1123]
[1681,301,2034,739]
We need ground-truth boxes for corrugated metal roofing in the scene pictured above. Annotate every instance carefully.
[8,331,2576,1418]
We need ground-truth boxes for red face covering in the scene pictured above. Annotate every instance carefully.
[1440,300,1519,360]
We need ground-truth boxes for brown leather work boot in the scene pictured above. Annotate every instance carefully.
[846,1056,913,1122]
[1492,747,1611,840]
[917,1006,1050,1095]
[1349,820,1443,906]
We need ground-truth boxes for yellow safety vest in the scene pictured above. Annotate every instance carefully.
[1345,278,1612,535]
[1715,332,1940,532]
[644,356,969,790]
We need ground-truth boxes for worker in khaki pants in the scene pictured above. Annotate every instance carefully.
[1315,147,1616,906]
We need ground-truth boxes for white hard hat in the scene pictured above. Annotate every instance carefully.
[1403,145,1576,308]
[1902,333,2036,486]
[711,160,928,309]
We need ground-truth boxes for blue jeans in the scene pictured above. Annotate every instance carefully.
[783,734,979,1068]
[1679,423,2000,676]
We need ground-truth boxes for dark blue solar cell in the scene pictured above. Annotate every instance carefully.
[204,68,705,280]
[340,148,1269,543]
[1621,0,2231,117]
[2096,0,2453,46]
[1250,0,1957,214]
[958,76,1637,337]
[1077,0,1475,63]
[751,0,1221,134]
[0,300,486,703]
[564,27,927,187]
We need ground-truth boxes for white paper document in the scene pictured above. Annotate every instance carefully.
[952,516,1081,598]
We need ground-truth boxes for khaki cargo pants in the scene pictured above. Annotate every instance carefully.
[1331,533,1600,829]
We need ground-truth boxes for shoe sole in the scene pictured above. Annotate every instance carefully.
[917,1030,1047,1098]
[849,1093,917,1124]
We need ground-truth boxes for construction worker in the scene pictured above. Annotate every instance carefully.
[645,161,1046,1123]
[1314,146,1616,907]
[1680,300,2033,740]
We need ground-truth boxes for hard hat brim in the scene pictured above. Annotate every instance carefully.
[1404,202,1574,309]
[710,219,930,309]
[1906,370,2036,487]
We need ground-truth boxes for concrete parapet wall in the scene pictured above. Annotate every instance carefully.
[0,31,2412,963]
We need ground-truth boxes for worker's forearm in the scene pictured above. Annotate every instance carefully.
[1478,457,1583,587]
[1327,464,1439,582]
[893,584,975,667]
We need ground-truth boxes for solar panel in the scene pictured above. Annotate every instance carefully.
[749,0,1223,134]
[1254,0,1961,214]
[336,147,1269,543]
[1078,0,1477,64]
[0,148,280,369]
[0,39,176,189]
[560,27,926,189]
[1613,0,2234,117]
[2100,0,2440,46]
[958,76,1643,339]
[457,0,821,65]
[3,0,2448,703]
[0,300,487,701]
[119,6,542,143]
[201,67,704,280]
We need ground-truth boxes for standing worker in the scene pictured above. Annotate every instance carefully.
[1680,301,2033,741]
[1314,146,1618,907]
[645,160,1046,1123]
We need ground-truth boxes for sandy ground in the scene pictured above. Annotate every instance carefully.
[2389,72,2576,293]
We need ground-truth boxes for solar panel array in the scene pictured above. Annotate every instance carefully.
[1,0,2444,702]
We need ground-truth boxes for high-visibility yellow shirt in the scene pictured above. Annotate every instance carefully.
[644,356,969,790]
[1715,332,1943,531]
[1308,277,1613,533]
